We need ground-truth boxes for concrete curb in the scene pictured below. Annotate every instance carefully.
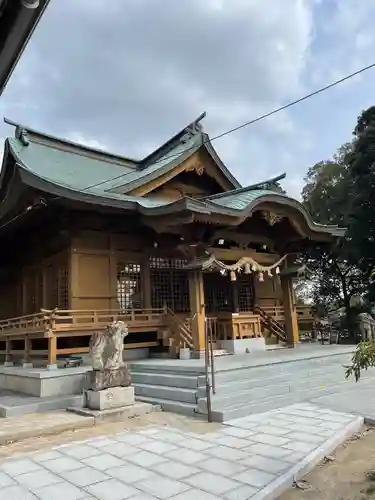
[251,415,364,500]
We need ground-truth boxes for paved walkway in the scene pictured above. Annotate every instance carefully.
[0,403,362,500]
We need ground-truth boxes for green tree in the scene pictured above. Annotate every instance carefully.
[347,106,375,301]
[301,143,366,334]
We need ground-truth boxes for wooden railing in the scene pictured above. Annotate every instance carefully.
[0,311,53,337]
[165,308,194,351]
[0,308,167,338]
[216,313,262,340]
[260,305,314,323]
[254,305,286,343]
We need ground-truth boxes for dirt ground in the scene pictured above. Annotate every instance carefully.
[280,426,375,500]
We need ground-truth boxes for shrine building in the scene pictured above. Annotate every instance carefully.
[0,114,345,367]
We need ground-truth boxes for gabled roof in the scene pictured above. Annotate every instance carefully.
[0,116,346,240]
[0,0,51,96]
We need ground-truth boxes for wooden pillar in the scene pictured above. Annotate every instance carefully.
[230,280,240,314]
[5,337,12,365]
[281,274,299,346]
[47,336,57,367]
[23,336,32,365]
[188,270,205,352]
[141,254,152,309]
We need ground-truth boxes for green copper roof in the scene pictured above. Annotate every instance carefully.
[1,116,345,238]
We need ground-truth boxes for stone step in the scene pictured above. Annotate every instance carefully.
[0,394,84,418]
[133,383,197,404]
[134,395,197,417]
[131,371,202,389]
[202,381,360,421]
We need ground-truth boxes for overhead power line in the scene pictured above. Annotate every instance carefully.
[81,61,375,192]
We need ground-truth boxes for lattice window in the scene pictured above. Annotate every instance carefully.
[237,273,254,312]
[45,264,69,309]
[46,265,58,309]
[203,272,232,314]
[57,265,69,309]
[117,262,141,312]
[150,257,189,312]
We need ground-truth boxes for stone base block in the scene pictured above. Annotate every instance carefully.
[86,386,135,411]
[87,366,131,392]
[220,337,266,354]
[68,401,159,423]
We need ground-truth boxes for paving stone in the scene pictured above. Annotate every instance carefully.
[318,420,348,430]
[84,478,139,500]
[107,463,156,483]
[255,425,291,436]
[151,430,185,444]
[60,467,110,487]
[0,458,41,476]
[243,443,292,459]
[61,444,102,459]
[137,439,178,455]
[137,475,190,499]
[179,437,214,452]
[205,445,249,461]
[224,484,259,500]
[102,443,140,458]
[115,433,150,446]
[220,427,255,439]
[282,423,333,436]
[240,454,290,473]
[150,460,199,480]
[44,456,85,473]
[248,433,290,447]
[168,490,218,500]
[281,451,306,464]
[0,470,16,487]
[282,441,318,453]
[286,432,325,444]
[184,471,240,496]
[126,450,168,468]
[164,448,209,465]
[89,437,119,448]
[199,457,247,476]
[137,427,161,436]
[82,453,127,471]
[215,435,251,449]
[16,469,61,489]
[127,494,159,500]
[33,450,64,462]
[33,481,88,500]
[1,485,38,499]
[236,468,276,488]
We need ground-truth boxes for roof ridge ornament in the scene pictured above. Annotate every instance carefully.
[180,112,206,144]
[15,126,29,146]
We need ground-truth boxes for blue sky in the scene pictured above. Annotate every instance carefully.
[1,0,375,198]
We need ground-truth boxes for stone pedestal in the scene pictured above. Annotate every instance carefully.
[86,386,135,411]
[87,366,131,392]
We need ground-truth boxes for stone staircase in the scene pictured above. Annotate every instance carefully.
[131,348,366,422]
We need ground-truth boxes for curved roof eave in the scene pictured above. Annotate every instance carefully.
[206,192,346,237]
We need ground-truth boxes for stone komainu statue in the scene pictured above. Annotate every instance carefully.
[89,320,129,371]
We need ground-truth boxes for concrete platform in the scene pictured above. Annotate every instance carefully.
[0,390,83,418]
[0,365,90,397]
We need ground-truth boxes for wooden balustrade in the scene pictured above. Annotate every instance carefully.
[0,308,167,339]
[215,313,262,340]
[260,305,314,323]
